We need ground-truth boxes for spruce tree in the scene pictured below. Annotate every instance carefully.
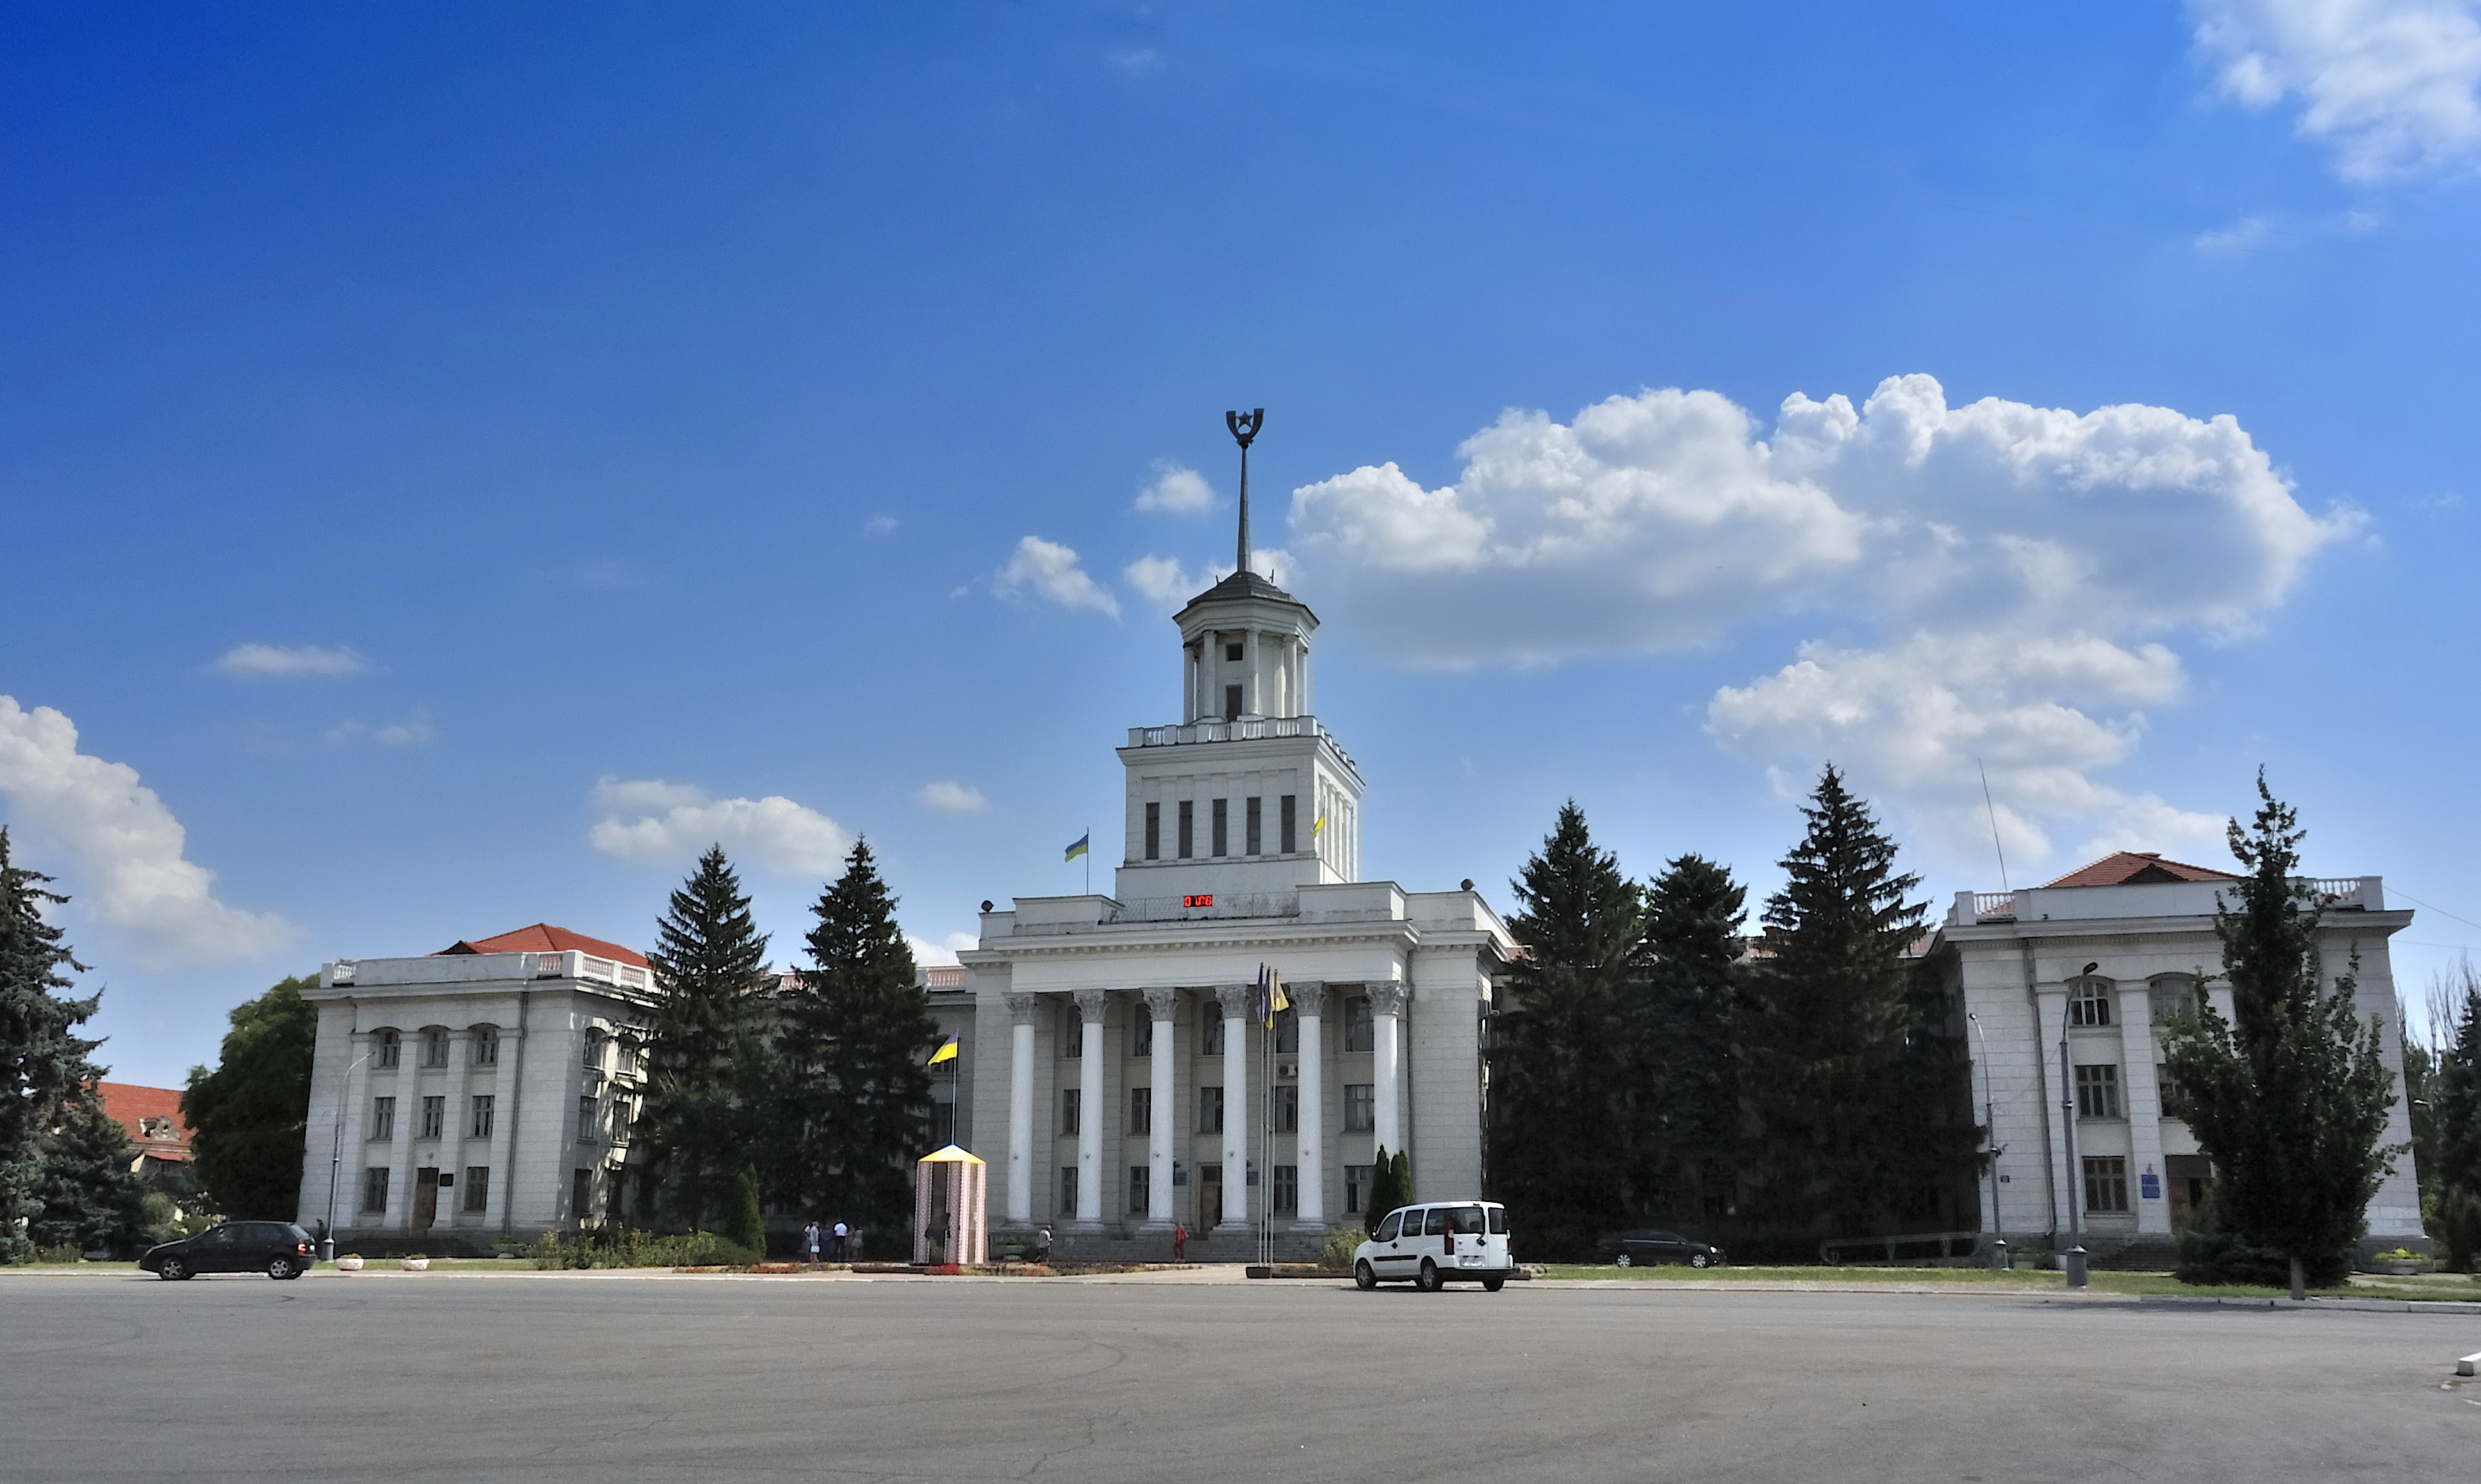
[639,846,771,1230]
[183,975,319,1219]
[2161,773,2402,1289]
[725,1163,766,1260]
[2420,973,2480,1271]
[771,840,935,1233]
[0,829,104,1265]
[1486,802,1643,1257]
[1634,853,1747,1224]
[28,1098,145,1255]
[1737,766,1973,1251]
[1367,1145,1407,1228]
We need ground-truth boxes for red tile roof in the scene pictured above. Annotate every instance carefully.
[438,923,648,968]
[2041,851,2238,889]
[94,1082,194,1160]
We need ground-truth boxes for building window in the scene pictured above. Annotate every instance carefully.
[1224,683,1242,721]
[1344,998,1373,1053]
[1059,1001,1083,1058]
[1131,1010,1152,1059]
[1274,1084,1298,1134]
[2075,1063,2122,1119]
[472,1026,499,1065]
[1178,800,1194,859]
[1345,1164,1372,1214]
[1224,640,1242,662]
[469,1094,495,1139]
[1274,1006,1298,1054]
[374,1028,400,1069]
[461,1166,490,1214]
[1200,1085,1224,1134]
[1146,802,1161,861]
[369,1096,396,1141]
[1212,798,1228,857]
[1201,1009,1225,1057]
[578,1095,599,1144]
[1246,796,1262,855]
[611,1100,632,1144]
[361,1167,390,1213]
[1061,1087,1081,1136]
[419,1095,445,1140]
[1281,795,1297,855]
[1272,1164,1298,1218]
[1344,1084,1374,1132]
[2157,1066,2188,1121]
[422,1028,450,1068]
[572,1167,592,1217]
[1130,1086,1151,1135]
[1129,1164,1150,1216]
[1059,1167,1078,1216]
[2149,975,2198,1025]
[582,1030,605,1070]
[2069,978,2113,1027]
[2083,1156,2130,1214]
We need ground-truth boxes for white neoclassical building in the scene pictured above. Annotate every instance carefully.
[1933,852,2426,1260]
[959,563,1514,1258]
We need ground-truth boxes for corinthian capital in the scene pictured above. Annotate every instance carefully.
[1213,983,1254,1019]
[1071,987,1112,1019]
[1365,984,1409,1017]
[1141,986,1182,1021]
[1286,980,1330,1017]
[1005,993,1041,1025]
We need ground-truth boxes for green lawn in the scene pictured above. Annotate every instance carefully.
[1531,1262,2481,1303]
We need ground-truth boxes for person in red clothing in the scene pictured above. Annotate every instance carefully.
[1172,1221,1188,1260]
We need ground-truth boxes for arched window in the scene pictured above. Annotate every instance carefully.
[470,1025,500,1066]
[421,1027,450,1068]
[2068,977,2114,1028]
[2148,975,2198,1025]
[374,1028,401,1069]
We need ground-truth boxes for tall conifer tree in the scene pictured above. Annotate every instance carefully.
[28,1098,145,1255]
[1737,766,1972,1249]
[183,975,319,1219]
[0,829,105,1264]
[2161,773,2402,1289]
[1487,802,1643,1256]
[2430,980,2481,1269]
[771,840,936,1231]
[1633,853,1747,1221]
[640,846,772,1230]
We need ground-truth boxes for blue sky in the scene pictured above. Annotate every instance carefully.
[6,3,2480,1086]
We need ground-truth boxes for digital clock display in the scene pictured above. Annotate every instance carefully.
[1183,894,1214,908]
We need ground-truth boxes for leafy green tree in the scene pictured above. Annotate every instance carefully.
[724,1163,766,1260]
[1736,766,1976,1251]
[28,1098,146,1255]
[182,976,318,1219]
[0,829,104,1265]
[770,840,936,1232]
[1634,853,1747,1224]
[639,847,772,1230]
[1486,802,1644,1257]
[2161,773,2403,1290]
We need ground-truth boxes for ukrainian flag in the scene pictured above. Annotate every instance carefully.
[927,1033,960,1067]
[1254,964,1289,1026]
[1064,832,1090,862]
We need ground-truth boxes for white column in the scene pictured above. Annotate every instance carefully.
[382,1051,416,1233]
[333,1031,372,1239]
[1215,984,1253,1230]
[2034,985,2072,1234]
[482,1030,518,1231]
[1005,994,1037,1224]
[443,1030,472,1229]
[1143,987,1180,1227]
[1073,989,1109,1227]
[2117,985,2172,1237]
[1368,984,1407,1163]
[1292,982,1327,1227]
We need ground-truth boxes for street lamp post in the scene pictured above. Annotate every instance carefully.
[1966,1012,2006,1270]
[322,1051,373,1262]
[2059,984,2088,1289]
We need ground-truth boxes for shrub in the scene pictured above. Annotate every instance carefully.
[2441,1187,2481,1274]
[1320,1225,1366,1269]
[531,1227,757,1269]
[725,1166,766,1258]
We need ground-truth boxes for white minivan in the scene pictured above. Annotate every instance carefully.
[1352,1201,1513,1292]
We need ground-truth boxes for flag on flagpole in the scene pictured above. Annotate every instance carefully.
[1313,812,1325,837]
[1253,964,1289,1027]
[927,1032,959,1067]
[1064,832,1090,862]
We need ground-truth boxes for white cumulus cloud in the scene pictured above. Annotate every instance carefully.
[906,930,981,967]
[2191,0,2481,180]
[916,780,989,816]
[0,696,297,965]
[213,643,369,679]
[1133,460,1217,515]
[994,536,1120,618]
[1125,550,1296,612]
[588,777,852,875]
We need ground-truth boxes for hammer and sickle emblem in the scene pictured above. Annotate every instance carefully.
[1226,408,1264,448]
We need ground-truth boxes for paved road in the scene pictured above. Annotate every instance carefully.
[4,1271,2475,1482]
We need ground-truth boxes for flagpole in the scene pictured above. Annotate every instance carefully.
[1084,826,1090,896]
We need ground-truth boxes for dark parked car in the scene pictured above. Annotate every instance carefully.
[140,1221,318,1280]
[1596,1228,1727,1269]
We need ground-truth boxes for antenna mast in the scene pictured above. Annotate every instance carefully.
[1226,408,1264,576]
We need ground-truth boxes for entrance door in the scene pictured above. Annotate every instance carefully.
[2165,1155,2211,1231]
[414,1167,440,1231]
[1199,1164,1223,1231]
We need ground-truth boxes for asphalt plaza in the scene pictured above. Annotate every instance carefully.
[3,1270,2476,1482]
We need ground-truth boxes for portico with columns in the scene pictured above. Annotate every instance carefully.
[962,486,1512,1258]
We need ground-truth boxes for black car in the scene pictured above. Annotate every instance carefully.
[140,1221,318,1280]
[1596,1228,1727,1269]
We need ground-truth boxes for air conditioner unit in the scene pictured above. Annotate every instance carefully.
[1277,1059,1298,1080]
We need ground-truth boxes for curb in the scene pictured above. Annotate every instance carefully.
[2133,1294,2481,1315]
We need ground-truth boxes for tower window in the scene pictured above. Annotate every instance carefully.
[1212,798,1228,857]
[1246,796,1262,855]
[1224,641,1242,662]
[1281,795,1296,854]
[1178,800,1194,859]
[1145,802,1160,861]
[1224,684,1242,721]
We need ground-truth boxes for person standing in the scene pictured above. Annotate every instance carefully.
[831,1219,849,1262]
[802,1220,823,1265]
[1172,1221,1188,1260]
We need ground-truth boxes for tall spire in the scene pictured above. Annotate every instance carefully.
[1226,408,1263,577]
